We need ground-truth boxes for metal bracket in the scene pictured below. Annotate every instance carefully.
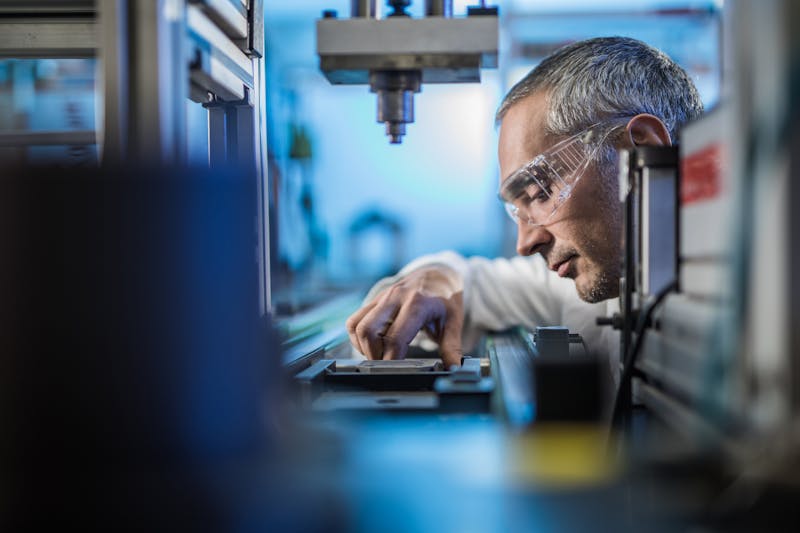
[203,86,253,108]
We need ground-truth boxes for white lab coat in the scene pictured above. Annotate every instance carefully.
[364,250,621,396]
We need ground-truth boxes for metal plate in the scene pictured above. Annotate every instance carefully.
[0,1,94,14]
[0,19,95,58]
[356,359,443,374]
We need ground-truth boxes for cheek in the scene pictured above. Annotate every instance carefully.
[557,206,621,274]
[548,169,622,259]
[570,177,621,247]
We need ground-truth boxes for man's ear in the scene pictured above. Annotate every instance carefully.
[624,114,672,147]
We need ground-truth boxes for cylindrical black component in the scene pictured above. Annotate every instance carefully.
[378,91,413,144]
[377,90,414,125]
[369,70,421,144]
[425,0,453,17]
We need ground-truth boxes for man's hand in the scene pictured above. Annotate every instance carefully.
[345,266,464,368]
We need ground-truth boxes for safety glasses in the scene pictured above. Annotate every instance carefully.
[498,118,628,227]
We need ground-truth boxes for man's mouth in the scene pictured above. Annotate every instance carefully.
[551,255,577,278]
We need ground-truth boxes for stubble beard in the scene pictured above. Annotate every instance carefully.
[576,260,620,303]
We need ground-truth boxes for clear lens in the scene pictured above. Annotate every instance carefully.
[499,120,625,227]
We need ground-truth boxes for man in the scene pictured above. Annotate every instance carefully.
[346,37,703,387]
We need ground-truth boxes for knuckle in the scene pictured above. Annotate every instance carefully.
[383,284,403,300]
[355,322,374,340]
[406,291,421,303]
[406,291,428,309]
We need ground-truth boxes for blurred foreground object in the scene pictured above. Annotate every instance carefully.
[0,165,295,530]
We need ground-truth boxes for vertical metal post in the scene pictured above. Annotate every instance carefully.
[786,0,800,417]
[98,0,129,163]
[224,106,238,162]
[129,0,186,163]
[253,47,272,317]
[99,0,187,164]
[208,105,227,167]
[792,104,800,417]
[620,153,636,422]
[248,0,265,57]
[351,0,376,18]
[234,104,256,171]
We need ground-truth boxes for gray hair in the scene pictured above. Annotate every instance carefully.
[495,37,704,141]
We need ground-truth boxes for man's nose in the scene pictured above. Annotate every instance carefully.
[516,223,552,256]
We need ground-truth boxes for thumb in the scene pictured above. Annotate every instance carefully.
[438,318,464,369]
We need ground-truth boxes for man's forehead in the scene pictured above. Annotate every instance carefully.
[498,91,553,177]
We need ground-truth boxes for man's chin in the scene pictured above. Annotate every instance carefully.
[574,273,619,303]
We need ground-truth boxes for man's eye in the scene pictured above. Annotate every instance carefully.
[525,183,551,203]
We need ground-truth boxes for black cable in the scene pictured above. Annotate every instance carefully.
[610,280,678,430]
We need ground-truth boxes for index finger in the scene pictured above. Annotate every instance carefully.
[381,298,444,360]
[345,299,377,355]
